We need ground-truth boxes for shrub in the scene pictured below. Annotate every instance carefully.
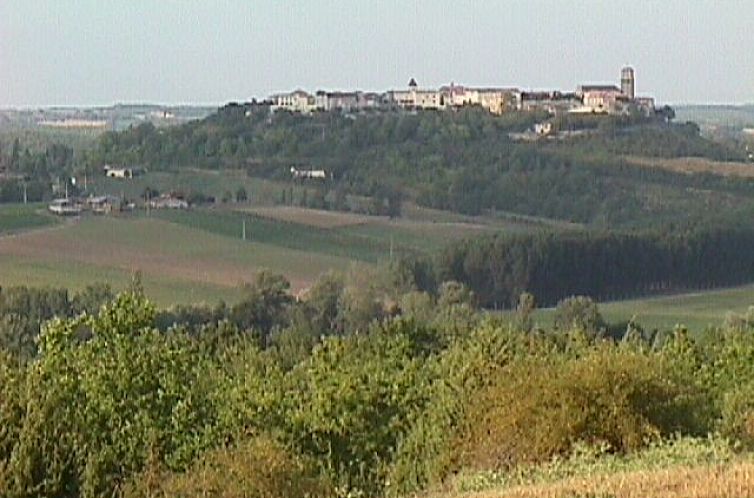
[122,435,332,498]
[459,344,706,470]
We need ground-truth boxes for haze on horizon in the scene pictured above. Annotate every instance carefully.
[1,0,752,109]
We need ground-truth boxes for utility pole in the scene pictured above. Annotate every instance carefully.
[242,218,247,241]
[22,182,27,205]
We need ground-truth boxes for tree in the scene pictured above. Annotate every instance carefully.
[72,283,115,316]
[9,138,20,171]
[303,271,345,334]
[235,186,248,203]
[516,292,536,332]
[437,281,476,309]
[141,186,159,201]
[230,271,293,346]
[554,295,605,337]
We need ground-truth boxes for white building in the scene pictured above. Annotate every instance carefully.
[270,90,318,114]
[104,165,140,179]
[388,79,444,110]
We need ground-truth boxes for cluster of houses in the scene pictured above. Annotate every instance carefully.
[48,195,131,216]
[267,67,656,118]
[47,163,191,216]
[47,192,191,216]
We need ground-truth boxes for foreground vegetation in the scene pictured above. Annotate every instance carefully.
[4,268,754,497]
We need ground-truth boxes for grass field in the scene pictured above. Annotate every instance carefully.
[0,215,358,306]
[0,197,546,307]
[153,208,413,262]
[0,203,58,235]
[238,205,503,255]
[515,284,754,333]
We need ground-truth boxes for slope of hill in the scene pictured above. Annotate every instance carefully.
[85,105,748,229]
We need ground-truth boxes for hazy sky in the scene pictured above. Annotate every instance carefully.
[1,0,753,108]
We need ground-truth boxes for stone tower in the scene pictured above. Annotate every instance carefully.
[621,66,635,100]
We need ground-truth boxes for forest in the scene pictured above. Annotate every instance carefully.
[2,271,754,497]
[434,226,754,308]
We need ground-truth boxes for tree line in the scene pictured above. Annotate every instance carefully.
[434,226,754,308]
[0,138,77,203]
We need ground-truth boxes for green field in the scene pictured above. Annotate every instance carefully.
[153,208,408,263]
[0,213,360,307]
[154,207,502,262]
[0,199,541,307]
[0,203,58,234]
[515,285,754,333]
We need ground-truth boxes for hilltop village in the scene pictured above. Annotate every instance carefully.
[266,66,657,118]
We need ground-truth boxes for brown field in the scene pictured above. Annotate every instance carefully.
[625,155,754,178]
[240,204,547,235]
[435,461,754,498]
[240,205,373,228]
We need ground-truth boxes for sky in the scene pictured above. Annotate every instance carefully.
[1,0,753,108]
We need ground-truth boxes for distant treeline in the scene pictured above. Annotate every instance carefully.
[0,139,78,202]
[435,227,754,308]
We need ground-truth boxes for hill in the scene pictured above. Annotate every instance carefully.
[85,105,749,229]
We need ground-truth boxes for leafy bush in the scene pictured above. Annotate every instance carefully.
[460,344,707,470]
[122,435,332,498]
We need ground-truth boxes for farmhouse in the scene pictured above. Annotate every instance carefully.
[48,198,82,216]
[291,167,328,180]
[104,165,141,179]
[149,194,189,209]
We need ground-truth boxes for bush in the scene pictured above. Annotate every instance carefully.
[460,344,707,470]
[122,435,332,498]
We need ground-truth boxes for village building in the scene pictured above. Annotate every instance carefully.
[575,85,624,114]
[440,85,520,114]
[85,195,120,214]
[521,91,580,114]
[264,67,655,119]
[269,90,318,114]
[387,79,444,110]
[315,91,360,112]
